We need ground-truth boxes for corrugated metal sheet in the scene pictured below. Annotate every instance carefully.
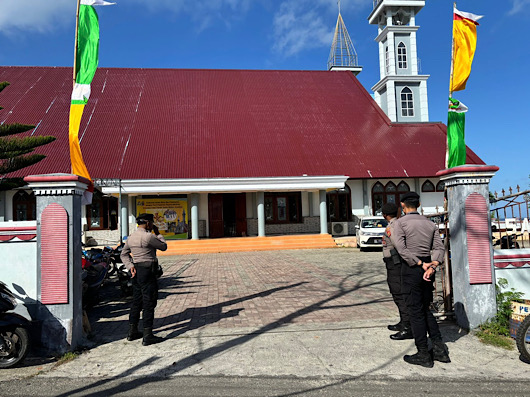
[0,66,484,181]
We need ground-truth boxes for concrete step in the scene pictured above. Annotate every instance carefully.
[158,234,338,256]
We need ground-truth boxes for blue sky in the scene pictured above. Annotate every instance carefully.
[0,0,529,193]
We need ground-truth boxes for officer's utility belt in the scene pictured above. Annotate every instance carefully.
[389,248,402,266]
[133,261,157,268]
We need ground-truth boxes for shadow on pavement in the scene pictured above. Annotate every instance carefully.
[54,267,405,397]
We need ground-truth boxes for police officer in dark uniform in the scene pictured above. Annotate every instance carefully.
[381,203,412,340]
[121,213,167,346]
[391,192,450,367]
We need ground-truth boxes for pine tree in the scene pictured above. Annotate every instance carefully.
[0,81,56,190]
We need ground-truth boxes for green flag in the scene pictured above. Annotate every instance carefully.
[72,0,115,105]
[447,97,468,168]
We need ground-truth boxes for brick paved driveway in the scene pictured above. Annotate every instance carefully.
[89,249,397,343]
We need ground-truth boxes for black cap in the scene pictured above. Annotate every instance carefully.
[400,192,420,203]
[137,213,154,224]
[381,202,399,216]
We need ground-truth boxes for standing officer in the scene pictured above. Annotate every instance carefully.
[381,203,412,341]
[121,213,167,346]
[391,192,450,367]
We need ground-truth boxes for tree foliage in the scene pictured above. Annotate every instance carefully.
[0,81,56,190]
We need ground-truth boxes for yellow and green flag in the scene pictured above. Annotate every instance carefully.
[450,7,483,92]
[70,0,115,203]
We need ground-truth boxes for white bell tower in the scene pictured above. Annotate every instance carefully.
[369,0,429,122]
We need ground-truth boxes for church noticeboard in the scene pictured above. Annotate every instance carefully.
[136,198,188,240]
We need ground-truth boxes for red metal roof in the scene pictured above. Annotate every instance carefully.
[0,66,484,181]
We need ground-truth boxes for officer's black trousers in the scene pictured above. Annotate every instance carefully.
[129,266,158,329]
[402,259,441,352]
[384,258,410,327]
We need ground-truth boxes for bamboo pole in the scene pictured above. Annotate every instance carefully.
[73,0,81,89]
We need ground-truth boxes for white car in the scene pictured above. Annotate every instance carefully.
[356,216,388,250]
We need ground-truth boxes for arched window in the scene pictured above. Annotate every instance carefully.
[400,87,414,117]
[422,180,435,192]
[397,42,407,69]
[397,181,410,201]
[436,181,445,192]
[13,191,36,221]
[371,181,410,215]
[327,185,352,222]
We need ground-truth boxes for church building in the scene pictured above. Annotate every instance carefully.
[0,0,484,245]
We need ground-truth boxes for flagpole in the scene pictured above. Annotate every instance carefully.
[449,2,456,99]
[73,0,81,89]
[446,2,456,168]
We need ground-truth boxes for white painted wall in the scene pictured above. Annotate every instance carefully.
[302,192,310,217]
[199,193,209,237]
[348,180,365,217]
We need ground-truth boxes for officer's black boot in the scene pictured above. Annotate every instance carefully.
[126,324,142,341]
[431,340,451,363]
[404,349,434,368]
[387,322,403,331]
[142,327,163,346]
[390,327,413,340]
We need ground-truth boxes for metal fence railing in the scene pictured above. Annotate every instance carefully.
[424,209,453,318]
[490,187,530,250]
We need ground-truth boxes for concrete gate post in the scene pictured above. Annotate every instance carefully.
[24,173,89,353]
[437,165,499,329]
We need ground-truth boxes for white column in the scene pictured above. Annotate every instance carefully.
[120,193,129,241]
[190,193,199,240]
[319,190,328,234]
[301,192,310,217]
[379,40,386,79]
[362,180,370,215]
[410,31,419,74]
[199,193,209,238]
[386,80,397,122]
[374,91,381,108]
[257,191,265,237]
[419,80,429,122]
[387,32,396,76]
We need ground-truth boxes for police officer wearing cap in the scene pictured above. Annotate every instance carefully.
[391,192,450,367]
[121,213,167,346]
[381,202,412,341]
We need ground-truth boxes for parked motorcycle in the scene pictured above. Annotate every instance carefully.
[117,264,133,297]
[82,255,109,308]
[102,242,125,277]
[494,234,520,249]
[0,281,30,368]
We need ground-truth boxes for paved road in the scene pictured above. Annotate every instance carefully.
[2,376,530,396]
[1,248,529,395]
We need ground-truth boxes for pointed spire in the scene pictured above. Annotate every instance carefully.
[327,2,362,74]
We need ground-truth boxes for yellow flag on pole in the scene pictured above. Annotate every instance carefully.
[450,7,483,92]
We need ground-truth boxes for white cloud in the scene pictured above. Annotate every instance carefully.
[0,0,74,35]
[507,0,530,15]
[272,0,367,57]
[0,0,253,36]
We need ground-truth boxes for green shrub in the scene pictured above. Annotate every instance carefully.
[476,278,523,348]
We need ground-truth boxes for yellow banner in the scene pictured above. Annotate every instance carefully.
[69,103,91,180]
[136,198,189,240]
[450,18,478,92]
